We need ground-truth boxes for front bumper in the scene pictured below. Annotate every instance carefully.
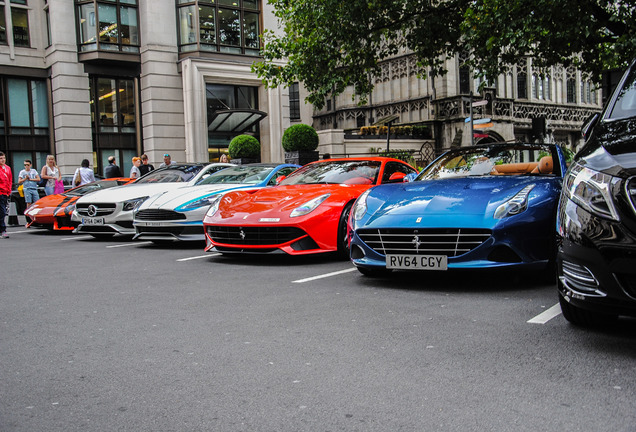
[134,220,205,242]
[73,208,135,235]
[557,197,636,317]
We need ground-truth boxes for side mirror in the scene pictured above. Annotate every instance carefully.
[581,113,599,141]
[388,172,406,183]
[276,175,286,185]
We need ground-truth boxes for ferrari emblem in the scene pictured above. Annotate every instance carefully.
[416,217,422,223]
[239,228,246,240]
[411,235,422,252]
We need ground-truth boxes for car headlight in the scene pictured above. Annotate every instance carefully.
[204,195,223,218]
[123,196,149,212]
[179,194,220,211]
[563,162,620,221]
[494,184,535,219]
[352,189,371,222]
[290,193,330,218]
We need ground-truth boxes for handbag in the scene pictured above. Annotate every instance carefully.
[74,170,81,186]
[54,179,65,194]
[17,184,24,197]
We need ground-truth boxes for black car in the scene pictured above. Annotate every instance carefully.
[556,59,636,326]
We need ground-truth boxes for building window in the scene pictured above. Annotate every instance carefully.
[566,78,576,103]
[289,82,300,121]
[11,6,29,47]
[517,72,527,99]
[7,78,48,135]
[76,0,139,53]
[90,77,136,133]
[0,6,5,44]
[177,0,261,56]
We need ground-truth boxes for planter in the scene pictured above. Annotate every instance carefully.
[284,151,319,165]
[230,157,260,165]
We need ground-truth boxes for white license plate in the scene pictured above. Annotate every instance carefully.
[134,221,163,226]
[82,217,105,225]
[386,254,448,271]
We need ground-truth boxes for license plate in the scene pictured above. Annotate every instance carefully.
[134,221,163,226]
[82,217,105,225]
[386,254,448,271]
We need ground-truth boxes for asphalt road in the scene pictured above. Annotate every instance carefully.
[1,226,635,431]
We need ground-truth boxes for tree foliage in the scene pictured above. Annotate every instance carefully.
[252,0,636,108]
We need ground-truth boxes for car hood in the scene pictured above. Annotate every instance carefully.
[215,183,368,220]
[361,177,554,228]
[141,183,258,210]
[75,183,185,204]
[578,118,636,177]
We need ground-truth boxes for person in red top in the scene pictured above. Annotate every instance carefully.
[0,151,12,238]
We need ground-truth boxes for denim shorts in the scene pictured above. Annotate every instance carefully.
[24,188,39,204]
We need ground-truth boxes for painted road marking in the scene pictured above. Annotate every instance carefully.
[177,253,220,262]
[293,267,357,283]
[61,235,93,241]
[106,241,152,248]
[6,230,30,234]
[527,303,562,324]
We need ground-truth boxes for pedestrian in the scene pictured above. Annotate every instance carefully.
[219,154,230,163]
[130,157,141,179]
[0,151,12,238]
[73,159,96,187]
[18,159,41,210]
[139,154,154,176]
[40,155,61,196]
[104,156,122,178]
[159,153,176,168]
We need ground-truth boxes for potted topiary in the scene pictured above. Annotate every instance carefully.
[282,124,319,165]
[228,134,261,164]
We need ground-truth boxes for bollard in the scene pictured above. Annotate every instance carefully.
[8,200,22,226]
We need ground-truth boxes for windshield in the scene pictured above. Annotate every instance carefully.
[280,160,381,185]
[135,165,202,184]
[606,64,636,120]
[418,145,557,180]
[198,166,274,185]
[64,180,126,197]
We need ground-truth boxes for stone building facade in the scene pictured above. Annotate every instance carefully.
[0,0,603,181]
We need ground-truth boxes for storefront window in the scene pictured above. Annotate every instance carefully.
[6,78,49,135]
[93,77,135,133]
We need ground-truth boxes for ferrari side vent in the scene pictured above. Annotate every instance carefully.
[207,226,306,246]
[357,228,491,257]
[136,209,186,221]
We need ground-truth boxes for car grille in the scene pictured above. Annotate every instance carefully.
[206,226,306,246]
[137,226,202,235]
[76,203,116,216]
[626,177,636,217]
[136,209,186,221]
[357,228,491,257]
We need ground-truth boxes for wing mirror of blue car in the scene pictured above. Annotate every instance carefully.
[403,173,418,183]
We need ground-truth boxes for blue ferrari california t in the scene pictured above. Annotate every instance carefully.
[349,142,567,276]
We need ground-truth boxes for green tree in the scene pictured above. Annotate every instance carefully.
[253,0,636,108]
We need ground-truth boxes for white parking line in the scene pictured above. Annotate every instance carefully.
[6,230,30,234]
[527,303,562,324]
[106,241,152,248]
[177,253,220,262]
[293,267,357,283]
[61,235,93,241]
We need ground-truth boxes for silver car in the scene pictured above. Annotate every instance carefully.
[72,163,233,238]
[133,163,300,243]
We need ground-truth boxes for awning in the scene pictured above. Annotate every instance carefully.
[208,109,267,133]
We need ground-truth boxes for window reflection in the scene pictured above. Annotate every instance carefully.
[12,8,29,47]
[77,0,139,53]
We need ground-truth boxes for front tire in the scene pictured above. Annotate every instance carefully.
[336,202,353,259]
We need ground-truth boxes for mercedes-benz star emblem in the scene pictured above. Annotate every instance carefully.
[87,205,98,217]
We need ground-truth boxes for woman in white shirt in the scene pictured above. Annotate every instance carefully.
[41,155,61,195]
